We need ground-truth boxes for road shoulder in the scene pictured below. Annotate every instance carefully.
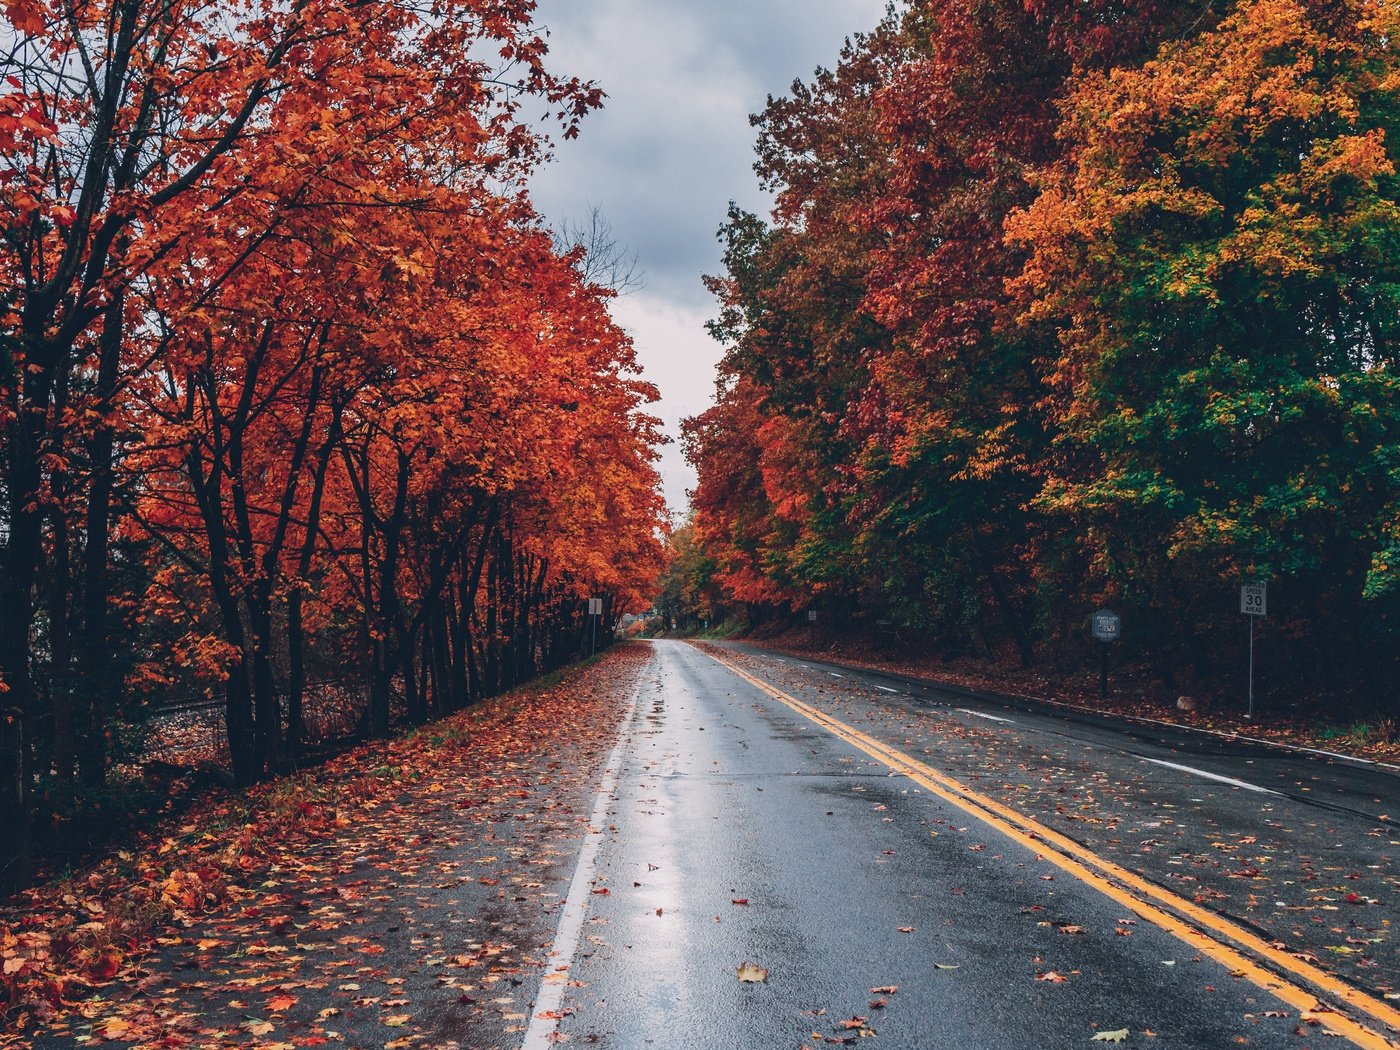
[5,644,650,1050]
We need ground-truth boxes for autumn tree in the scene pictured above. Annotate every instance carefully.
[0,0,631,888]
[683,0,1400,704]
[1009,0,1400,688]
[687,2,1215,654]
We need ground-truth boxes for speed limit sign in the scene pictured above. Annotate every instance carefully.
[1240,583,1267,617]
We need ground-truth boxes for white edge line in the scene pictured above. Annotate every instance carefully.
[520,665,646,1049]
[828,671,845,679]
[758,650,1400,774]
[958,707,1015,725]
[1141,757,1282,796]
[876,685,900,694]
[1104,710,1400,772]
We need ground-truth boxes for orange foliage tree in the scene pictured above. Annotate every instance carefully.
[683,0,1398,702]
[0,0,661,888]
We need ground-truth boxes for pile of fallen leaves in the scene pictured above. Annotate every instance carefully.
[1,782,337,1026]
[0,644,647,1031]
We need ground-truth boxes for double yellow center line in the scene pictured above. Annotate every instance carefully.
[697,646,1400,1050]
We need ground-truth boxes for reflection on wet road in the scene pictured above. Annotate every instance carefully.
[525,640,1398,1049]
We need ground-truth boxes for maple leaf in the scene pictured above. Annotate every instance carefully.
[1091,1030,1130,1043]
[94,1017,131,1041]
[86,948,122,980]
[735,961,768,982]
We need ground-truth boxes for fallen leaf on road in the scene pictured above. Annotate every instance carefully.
[1036,971,1068,983]
[384,1014,410,1026]
[932,964,959,971]
[870,985,899,993]
[1091,1029,1129,1043]
[736,961,768,982]
[732,898,749,906]
[93,1018,130,1040]
[896,926,914,933]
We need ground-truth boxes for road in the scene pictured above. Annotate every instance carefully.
[527,640,1400,1049]
[20,639,1398,1049]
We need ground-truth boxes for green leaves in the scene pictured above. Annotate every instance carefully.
[681,0,1400,698]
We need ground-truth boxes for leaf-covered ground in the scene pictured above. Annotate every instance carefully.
[2,643,649,1049]
[732,630,1400,765]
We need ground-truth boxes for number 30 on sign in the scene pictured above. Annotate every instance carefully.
[1240,583,1267,617]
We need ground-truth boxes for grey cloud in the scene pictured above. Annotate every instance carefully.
[526,0,889,511]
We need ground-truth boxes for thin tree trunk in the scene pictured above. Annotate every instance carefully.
[0,347,53,891]
[76,289,125,788]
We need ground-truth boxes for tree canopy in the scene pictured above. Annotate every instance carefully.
[683,0,1399,696]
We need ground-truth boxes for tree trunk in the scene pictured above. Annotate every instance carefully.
[76,290,126,789]
[47,497,76,807]
[0,350,51,891]
[981,554,1035,668]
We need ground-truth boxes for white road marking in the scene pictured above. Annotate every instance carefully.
[958,708,1014,724]
[876,686,900,694]
[1140,758,1281,796]
[521,667,646,1049]
[828,671,845,679]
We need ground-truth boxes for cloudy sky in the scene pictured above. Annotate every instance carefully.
[525,0,890,518]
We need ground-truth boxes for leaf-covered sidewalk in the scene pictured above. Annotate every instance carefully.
[3,644,649,1050]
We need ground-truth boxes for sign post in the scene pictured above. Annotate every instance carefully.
[1091,609,1121,700]
[807,608,817,649]
[588,597,603,656]
[1239,583,1266,718]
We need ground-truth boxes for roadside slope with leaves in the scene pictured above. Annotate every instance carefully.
[2,643,651,1045]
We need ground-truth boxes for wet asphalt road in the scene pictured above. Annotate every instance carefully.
[538,640,1400,1048]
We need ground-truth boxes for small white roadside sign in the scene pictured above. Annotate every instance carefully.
[1240,583,1267,617]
